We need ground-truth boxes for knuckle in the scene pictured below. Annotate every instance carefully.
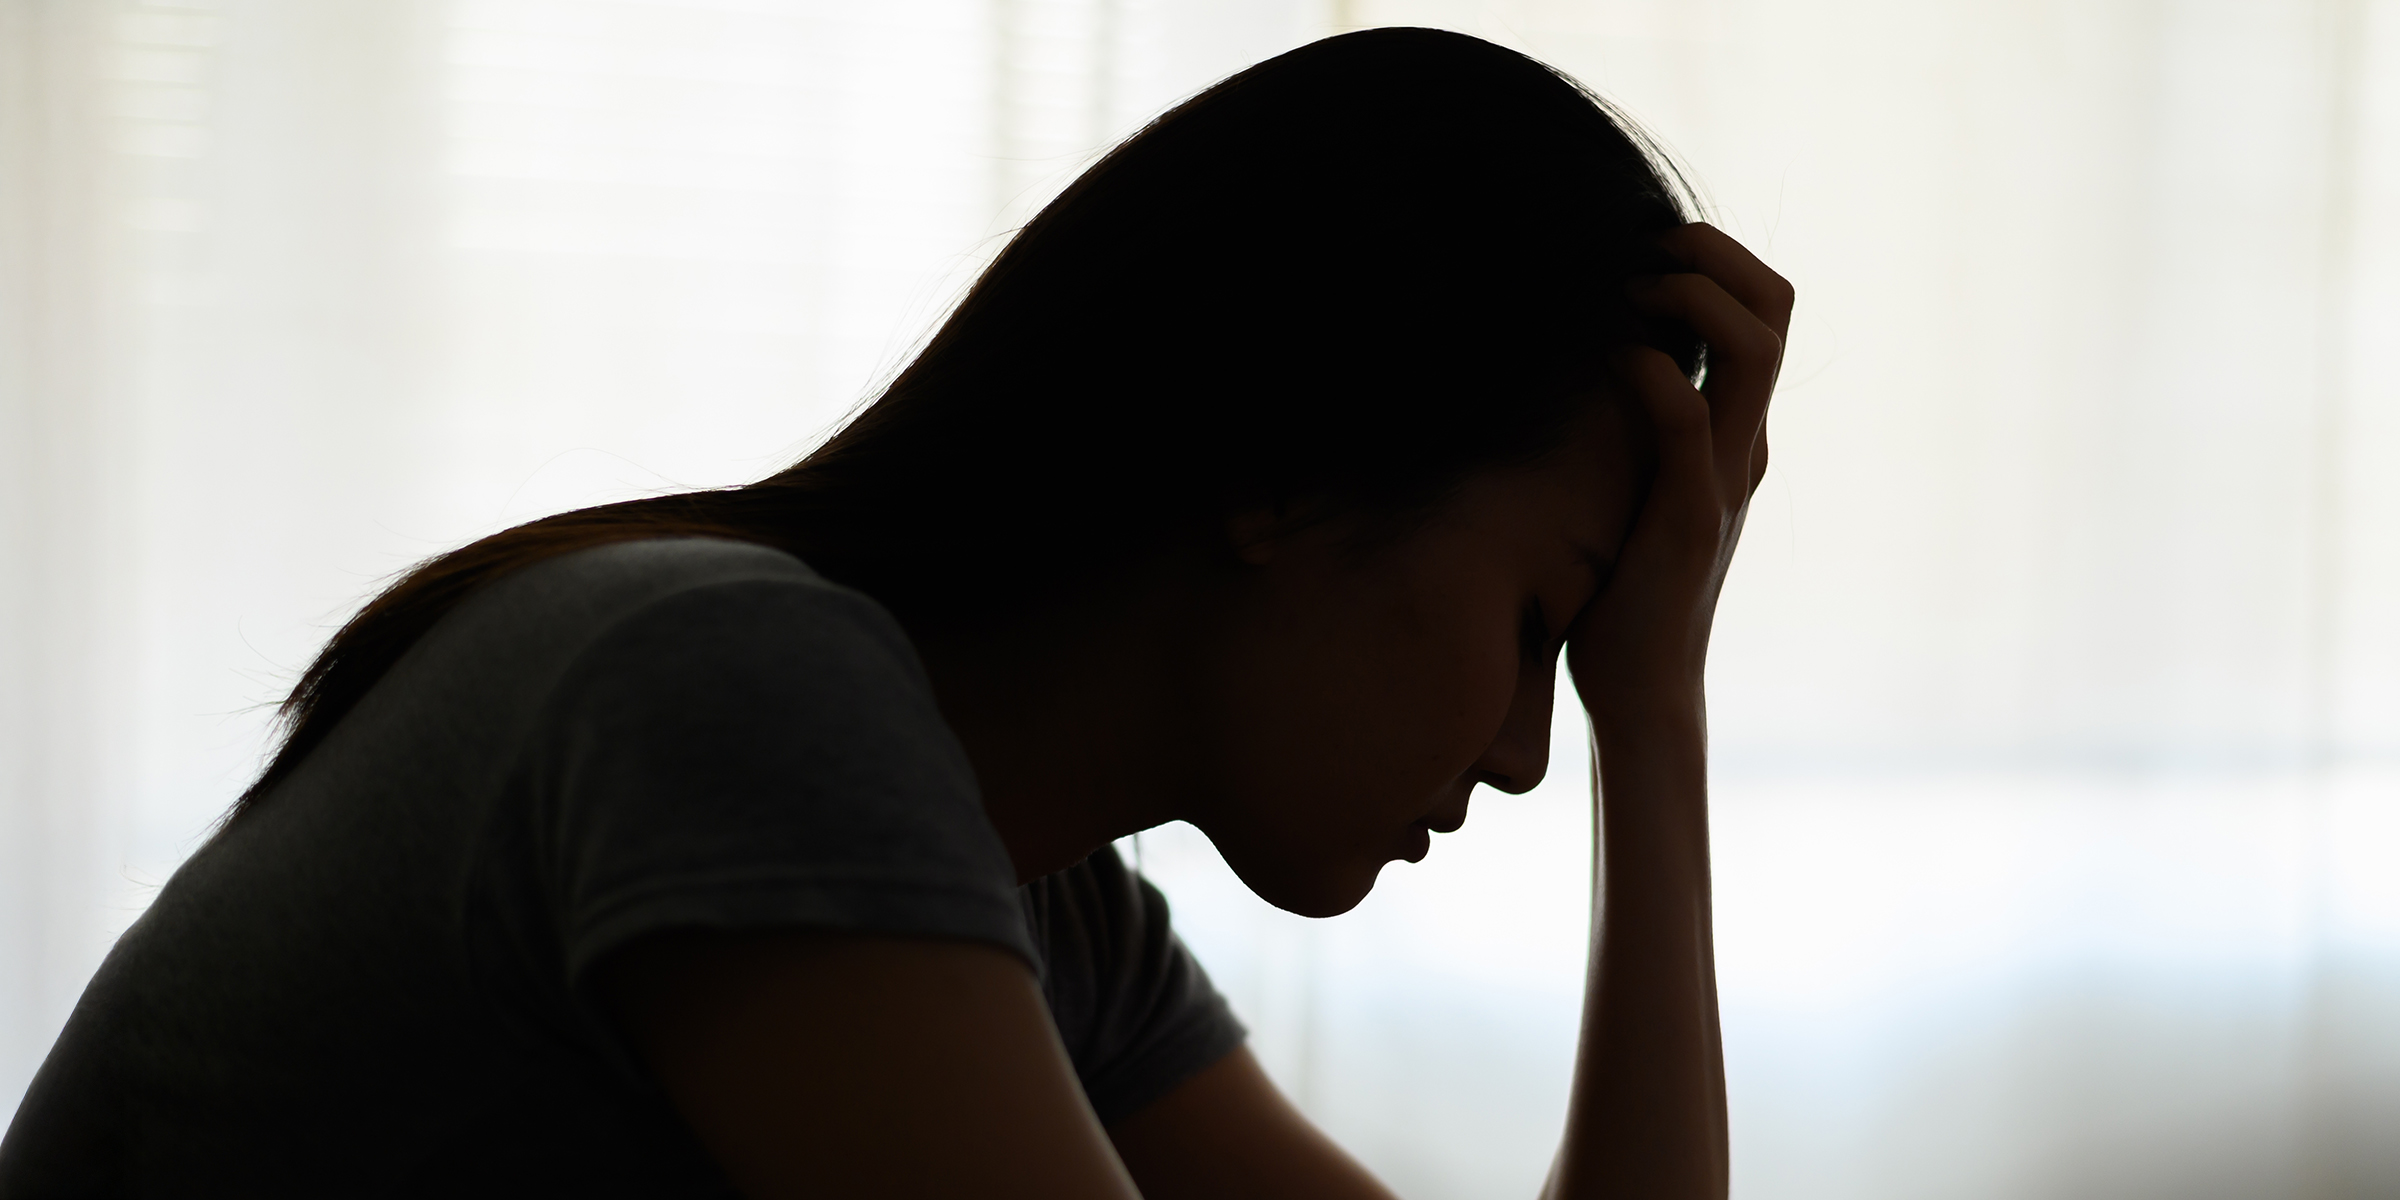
[1719,321,1781,361]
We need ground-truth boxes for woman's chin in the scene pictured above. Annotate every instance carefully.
[1205,822,1418,918]
[1229,855,1387,919]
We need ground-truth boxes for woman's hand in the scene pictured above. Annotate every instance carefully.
[1564,224,1793,727]
[1545,224,1790,1200]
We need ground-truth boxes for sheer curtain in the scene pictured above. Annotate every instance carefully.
[4,2,2395,1197]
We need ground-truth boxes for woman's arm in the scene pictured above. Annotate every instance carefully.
[604,932,1401,1200]
[600,931,1145,1200]
[1109,1045,1400,1200]
[1545,224,1791,1200]
[1545,710,1726,1199]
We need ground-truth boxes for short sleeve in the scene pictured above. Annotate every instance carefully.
[527,577,1036,985]
[1024,848,1249,1124]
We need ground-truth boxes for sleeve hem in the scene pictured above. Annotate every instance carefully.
[566,871,1038,986]
[1086,1014,1252,1127]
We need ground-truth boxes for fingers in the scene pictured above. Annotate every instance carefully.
[1658,223,1795,341]
[1629,271,1777,494]
[1610,345,1717,530]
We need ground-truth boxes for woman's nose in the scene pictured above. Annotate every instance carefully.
[1474,663,1556,794]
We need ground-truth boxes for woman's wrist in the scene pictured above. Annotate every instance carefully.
[1582,688,1711,847]
[1578,681,1707,748]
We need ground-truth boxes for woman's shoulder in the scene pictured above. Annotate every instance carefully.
[436,536,891,678]
[500,535,825,620]
[332,535,931,798]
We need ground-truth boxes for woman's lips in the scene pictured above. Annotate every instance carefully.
[1395,792,1471,864]
[1426,791,1471,834]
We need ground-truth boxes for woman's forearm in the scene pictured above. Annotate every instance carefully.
[1543,708,1728,1200]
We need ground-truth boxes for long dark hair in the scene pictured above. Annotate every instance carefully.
[227,27,1699,822]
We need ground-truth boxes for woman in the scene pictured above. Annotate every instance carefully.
[2,27,1789,1200]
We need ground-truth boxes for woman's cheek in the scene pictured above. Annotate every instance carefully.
[1415,608,1530,775]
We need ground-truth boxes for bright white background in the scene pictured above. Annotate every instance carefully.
[4,2,2397,1196]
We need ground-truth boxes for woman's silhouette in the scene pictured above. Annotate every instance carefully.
[1,27,1789,1200]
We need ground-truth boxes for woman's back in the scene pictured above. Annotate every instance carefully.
[1,538,1239,1195]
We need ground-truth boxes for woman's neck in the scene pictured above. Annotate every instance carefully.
[905,563,1205,884]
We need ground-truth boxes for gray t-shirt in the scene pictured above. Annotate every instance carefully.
[1,538,1244,1197]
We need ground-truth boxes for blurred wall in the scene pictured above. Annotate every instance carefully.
[3,2,2396,1197]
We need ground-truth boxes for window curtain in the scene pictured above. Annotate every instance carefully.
[4,3,2395,1197]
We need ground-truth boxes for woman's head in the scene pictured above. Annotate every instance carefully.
[769,26,1697,625]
